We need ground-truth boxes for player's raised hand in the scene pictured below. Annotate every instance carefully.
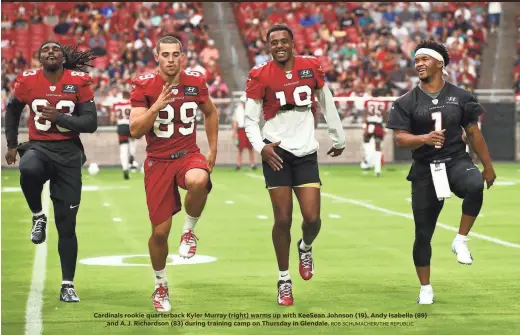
[424,129,446,147]
[152,83,176,111]
[5,148,17,165]
[327,146,345,157]
[261,141,283,171]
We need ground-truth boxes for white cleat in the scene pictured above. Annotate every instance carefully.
[417,286,434,304]
[178,230,198,258]
[451,238,473,265]
[152,284,171,312]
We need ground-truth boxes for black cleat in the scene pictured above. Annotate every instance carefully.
[235,166,241,171]
[30,214,47,244]
[251,165,257,171]
[124,170,130,180]
[60,284,80,302]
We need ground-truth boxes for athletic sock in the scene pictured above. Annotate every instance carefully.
[183,215,199,233]
[154,268,167,287]
[278,270,291,281]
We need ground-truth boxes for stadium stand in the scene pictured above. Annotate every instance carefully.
[1,2,228,125]
[233,2,489,98]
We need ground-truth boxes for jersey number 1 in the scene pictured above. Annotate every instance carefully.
[431,111,442,148]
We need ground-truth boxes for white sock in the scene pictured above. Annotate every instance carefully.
[363,143,372,164]
[455,233,467,241]
[33,211,44,217]
[374,151,382,174]
[62,280,74,286]
[278,270,291,281]
[183,214,199,232]
[120,143,129,171]
[299,240,312,251]
[421,284,433,291]
[129,138,137,157]
[154,268,167,287]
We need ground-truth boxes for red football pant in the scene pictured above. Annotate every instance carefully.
[144,153,212,225]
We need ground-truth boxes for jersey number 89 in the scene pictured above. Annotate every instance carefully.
[154,102,198,138]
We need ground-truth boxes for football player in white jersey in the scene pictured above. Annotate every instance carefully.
[111,91,137,179]
[362,94,390,176]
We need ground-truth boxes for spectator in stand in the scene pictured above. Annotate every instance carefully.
[2,13,12,30]
[30,6,44,24]
[13,12,28,29]
[199,39,220,66]
[89,31,107,56]
[255,49,270,66]
[488,2,502,34]
[54,12,71,35]
[186,58,206,75]
[208,75,229,98]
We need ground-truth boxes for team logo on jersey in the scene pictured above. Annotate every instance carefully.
[432,99,438,105]
[299,69,314,79]
[62,84,77,94]
[49,86,56,92]
[446,97,458,104]
[172,88,178,95]
[184,86,198,96]
[286,73,293,79]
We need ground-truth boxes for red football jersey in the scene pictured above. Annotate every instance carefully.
[130,71,209,159]
[245,56,325,121]
[13,69,94,141]
[364,99,391,124]
[112,99,132,125]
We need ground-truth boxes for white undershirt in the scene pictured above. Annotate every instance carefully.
[244,84,346,157]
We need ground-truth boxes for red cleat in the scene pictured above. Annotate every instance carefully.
[277,280,294,306]
[297,239,314,280]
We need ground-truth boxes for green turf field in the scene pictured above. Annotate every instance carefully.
[2,164,520,335]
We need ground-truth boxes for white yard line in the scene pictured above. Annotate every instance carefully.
[245,173,520,249]
[25,181,50,335]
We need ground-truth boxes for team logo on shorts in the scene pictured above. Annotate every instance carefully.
[299,69,314,79]
[62,84,78,94]
[184,86,198,96]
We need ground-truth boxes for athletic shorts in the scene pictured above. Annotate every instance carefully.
[237,128,253,150]
[364,122,384,140]
[262,140,321,188]
[143,152,212,225]
[117,124,131,144]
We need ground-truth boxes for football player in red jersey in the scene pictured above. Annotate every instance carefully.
[362,94,390,177]
[4,41,98,302]
[244,25,346,306]
[111,91,138,179]
[129,36,218,312]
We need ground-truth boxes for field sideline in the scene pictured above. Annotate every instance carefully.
[2,163,519,335]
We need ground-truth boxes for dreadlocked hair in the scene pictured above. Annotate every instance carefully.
[62,45,97,72]
[38,41,97,72]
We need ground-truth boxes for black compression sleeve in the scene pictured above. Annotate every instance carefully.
[5,95,26,149]
[55,100,98,133]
